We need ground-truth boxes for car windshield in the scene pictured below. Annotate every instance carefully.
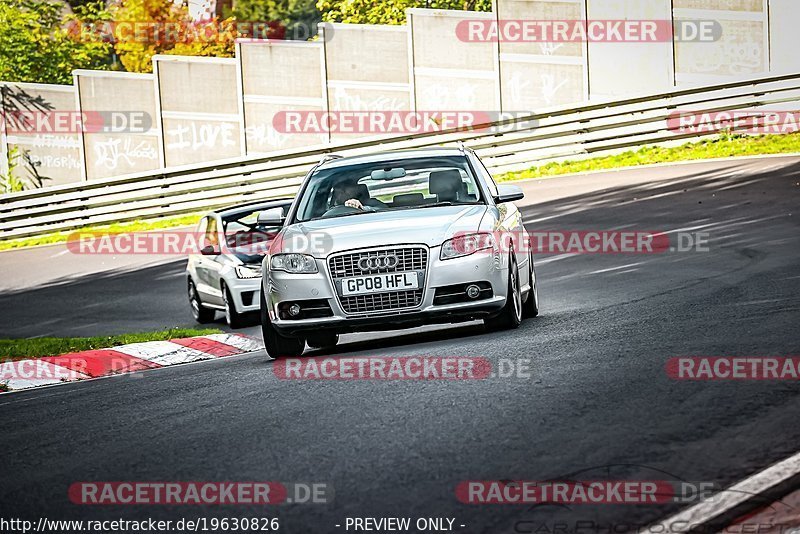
[293,156,483,223]
[221,208,282,262]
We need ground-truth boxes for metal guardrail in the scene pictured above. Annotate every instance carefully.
[2,72,800,240]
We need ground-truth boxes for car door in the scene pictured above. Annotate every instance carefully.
[195,215,224,306]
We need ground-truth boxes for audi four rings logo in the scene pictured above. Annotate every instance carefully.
[358,255,400,271]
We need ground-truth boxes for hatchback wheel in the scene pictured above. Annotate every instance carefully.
[189,280,215,323]
[222,283,247,329]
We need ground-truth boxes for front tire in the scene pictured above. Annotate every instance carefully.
[523,251,539,319]
[306,332,339,350]
[260,287,305,359]
[222,283,247,329]
[484,254,523,331]
[189,279,215,324]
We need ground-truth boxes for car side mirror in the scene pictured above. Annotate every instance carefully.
[258,207,286,227]
[493,184,525,204]
[200,245,218,256]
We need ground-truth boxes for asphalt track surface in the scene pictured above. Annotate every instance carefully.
[1,156,799,533]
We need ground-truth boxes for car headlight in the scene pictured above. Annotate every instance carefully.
[270,253,318,274]
[440,233,495,260]
[235,265,262,279]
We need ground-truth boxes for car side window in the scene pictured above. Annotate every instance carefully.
[203,217,220,253]
[471,153,499,198]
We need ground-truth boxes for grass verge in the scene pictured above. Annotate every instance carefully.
[0,327,222,362]
[496,132,800,182]
[0,212,205,252]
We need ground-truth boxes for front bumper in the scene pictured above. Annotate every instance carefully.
[225,276,262,313]
[265,245,508,336]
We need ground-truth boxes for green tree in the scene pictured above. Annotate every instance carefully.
[110,0,241,73]
[230,0,321,40]
[316,0,491,25]
[0,0,114,84]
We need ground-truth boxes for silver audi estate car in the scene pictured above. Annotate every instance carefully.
[259,147,539,358]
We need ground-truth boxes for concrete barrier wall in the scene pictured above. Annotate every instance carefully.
[0,82,82,187]
[587,0,675,99]
[321,23,413,143]
[74,71,162,180]
[496,0,588,110]
[674,0,769,86]
[238,40,328,153]
[155,55,243,168]
[2,0,799,190]
[769,0,800,75]
[409,9,500,112]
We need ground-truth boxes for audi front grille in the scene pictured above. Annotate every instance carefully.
[329,247,427,278]
[328,247,428,314]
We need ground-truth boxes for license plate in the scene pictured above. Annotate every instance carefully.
[341,272,419,296]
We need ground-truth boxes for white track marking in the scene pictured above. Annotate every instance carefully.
[0,360,90,390]
[205,334,264,353]
[648,451,800,532]
[113,341,214,366]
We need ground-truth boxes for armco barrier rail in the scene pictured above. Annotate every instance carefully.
[2,72,800,241]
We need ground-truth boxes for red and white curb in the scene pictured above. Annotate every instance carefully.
[0,334,264,392]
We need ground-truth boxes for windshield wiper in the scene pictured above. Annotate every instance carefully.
[402,202,454,209]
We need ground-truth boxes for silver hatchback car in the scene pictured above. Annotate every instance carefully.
[187,199,292,328]
[259,147,539,358]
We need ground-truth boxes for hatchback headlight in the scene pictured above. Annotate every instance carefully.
[440,233,495,260]
[235,265,262,279]
[270,253,318,273]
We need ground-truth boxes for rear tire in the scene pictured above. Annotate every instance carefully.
[222,283,247,329]
[306,332,339,350]
[484,254,523,331]
[260,287,305,359]
[189,280,215,324]
[523,251,539,319]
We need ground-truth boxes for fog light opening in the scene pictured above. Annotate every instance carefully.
[288,303,302,317]
[466,284,481,299]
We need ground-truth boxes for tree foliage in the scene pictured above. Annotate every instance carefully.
[316,0,491,25]
[0,0,113,84]
[109,0,240,73]
[231,0,321,40]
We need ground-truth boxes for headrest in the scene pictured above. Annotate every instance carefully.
[392,193,425,207]
[428,170,463,199]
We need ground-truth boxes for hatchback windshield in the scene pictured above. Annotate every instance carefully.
[293,156,483,222]
[221,208,283,262]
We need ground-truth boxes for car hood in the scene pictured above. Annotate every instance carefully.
[277,205,489,256]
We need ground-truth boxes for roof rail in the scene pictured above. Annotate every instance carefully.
[318,154,344,165]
